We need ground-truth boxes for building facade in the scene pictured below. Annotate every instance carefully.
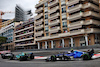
[15,5,31,22]
[0,23,15,50]
[14,18,36,50]
[2,19,14,27]
[35,0,100,49]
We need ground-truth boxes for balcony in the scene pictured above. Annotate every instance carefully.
[86,28,100,34]
[35,19,43,25]
[14,26,34,33]
[83,3,99,11]
[67,12,83,21]
[35,13,43,20]
[35,31,44,36]
[14,37,33,42]
[35,7,43,13]
[85,19,100,25]
[35,0,48,8]
[92,0,99,4]
[35,25,43,30]
[15,31,34,38]
[49,13,60,20]
[83,11,100,18]
[67,4,83,14]
[66,0,80,6]
[49,6,59,14]
[49,27,60,33]
[15,43,35,47]
[68,21,84,30]
[48,0,59,7]
[49,20,60,26]
[70,29,85,35]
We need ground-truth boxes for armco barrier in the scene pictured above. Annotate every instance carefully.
[13,44,100,52]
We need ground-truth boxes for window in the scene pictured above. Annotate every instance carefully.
[62,7,66,13]
[44,8,48,13]
[45,21,48,25]
[46,33,49,36]
[63,22,67,27]
[45,3,48,7]
[45,15,48,19]
[45,27,49,31]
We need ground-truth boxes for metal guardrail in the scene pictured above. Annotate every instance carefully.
[13,44,100,52]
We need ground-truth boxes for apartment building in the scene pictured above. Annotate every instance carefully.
[0,23,15,50]
[14,18,36,50]
[35,0,100,49]
[2,19,14,27]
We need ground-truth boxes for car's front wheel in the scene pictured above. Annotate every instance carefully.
[51,55,56,61]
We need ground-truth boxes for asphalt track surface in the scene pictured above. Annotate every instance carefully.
[0,58,100,67]
[0,49,100,67]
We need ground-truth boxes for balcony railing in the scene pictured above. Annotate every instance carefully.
[85,19,100,25]
[83,11,100,18]
[70,29,85,34]
[68,21,84,30]
[35,7,43,13]
[67,12,83,21]
[48,0,59,7]
[86,28,100,34]
[66,0,80,6]
[14,37,33,42]
[35,19,43,25]
[35,0,47,8]
[35,13,43,19]
[49,27,60,33]
[49,6,59,14]
[68,21,84,27]
[49,13,60,19]
[35,25,43,30]
[49,20,60,26]
[15,26,34,33]
[15,31,34,38]
[83,3,99,11]
[67,4,82,14]
[35,31,44,36]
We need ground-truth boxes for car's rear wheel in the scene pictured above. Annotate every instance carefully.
[30,53,34,59]
[83,54,91,60]
[19,56,23,61]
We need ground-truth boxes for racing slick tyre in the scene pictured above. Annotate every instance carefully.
[9,54,14,60]
[19,56,27,61]
[19,56,23,61]
[30,53,34,59]
[51,55,56,61]
[83,54,91,60]
[1,55,6,59]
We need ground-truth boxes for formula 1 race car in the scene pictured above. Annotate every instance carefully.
[1,53,14,59]
[45,49,94,62]
[9,52,34,61]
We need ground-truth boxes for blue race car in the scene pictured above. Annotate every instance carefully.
[45,50,94,61]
